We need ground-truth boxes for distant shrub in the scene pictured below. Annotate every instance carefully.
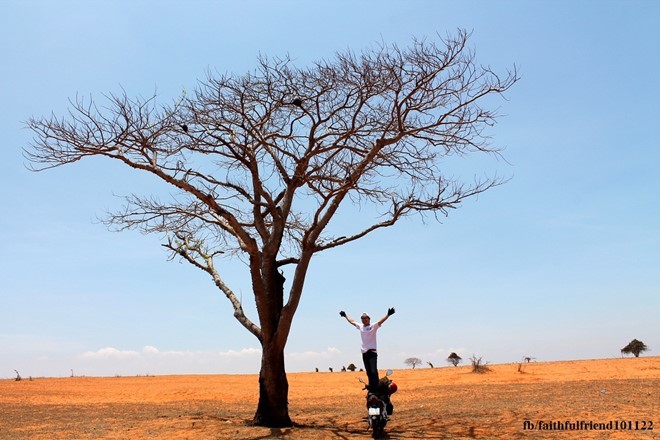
[470,355,491,374]
[621,339,649,357]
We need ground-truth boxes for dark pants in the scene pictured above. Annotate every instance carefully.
[362,350,379,390]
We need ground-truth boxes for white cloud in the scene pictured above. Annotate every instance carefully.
[140,346,194,357]
[74,345,264,376]
[142,345,160,355]
[219,347,261,357]
[81,346,263,361]
[8,344,354,377]
[80,347,140,360]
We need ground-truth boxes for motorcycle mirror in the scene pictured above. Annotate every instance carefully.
[386,369,393,376]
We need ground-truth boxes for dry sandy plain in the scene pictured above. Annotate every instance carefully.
[1,357,657,439]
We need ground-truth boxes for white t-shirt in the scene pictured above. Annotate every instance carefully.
[354,322,380,353]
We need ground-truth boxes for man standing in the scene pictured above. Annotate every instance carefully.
[340,308,395,390]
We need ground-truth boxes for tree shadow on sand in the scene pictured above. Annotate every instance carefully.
[256,416,472,439]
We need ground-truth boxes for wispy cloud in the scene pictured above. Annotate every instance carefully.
[76,345,263,376]
[219,347,261,357]
[286,347,341,362]
[81,347,140,360]
[75,345,348,375]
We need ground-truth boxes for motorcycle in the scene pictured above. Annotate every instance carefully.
[359,369,397,439]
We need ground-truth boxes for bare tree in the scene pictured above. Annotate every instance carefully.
[470,355,491,374]
[25,30,517,427]
[404,357,423,369]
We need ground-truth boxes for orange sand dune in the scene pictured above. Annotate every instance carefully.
[1,356,657,439]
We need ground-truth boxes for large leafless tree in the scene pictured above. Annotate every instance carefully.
[25,30,518,427]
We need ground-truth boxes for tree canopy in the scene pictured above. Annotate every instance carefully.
[621,339,648,358]
[447,352,462,367]
[404,357,423,369]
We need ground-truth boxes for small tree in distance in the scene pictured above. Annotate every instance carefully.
[346,363,357,372]
[404,357,423,369]
[447,352,462,367]
[621,339,649,358]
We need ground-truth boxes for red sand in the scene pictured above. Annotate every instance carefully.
[1,356,658,439]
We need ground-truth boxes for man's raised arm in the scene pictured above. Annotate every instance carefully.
[339,310,357,326]
[376,307,396,326]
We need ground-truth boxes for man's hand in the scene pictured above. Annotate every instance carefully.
[387,307,396,316]
[339,311,346,317]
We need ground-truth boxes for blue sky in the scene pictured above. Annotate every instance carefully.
[1,1,658,377]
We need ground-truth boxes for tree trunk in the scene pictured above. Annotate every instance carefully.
[252,340,292,427]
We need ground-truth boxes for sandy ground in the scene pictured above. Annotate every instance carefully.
[1,357,657,439]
